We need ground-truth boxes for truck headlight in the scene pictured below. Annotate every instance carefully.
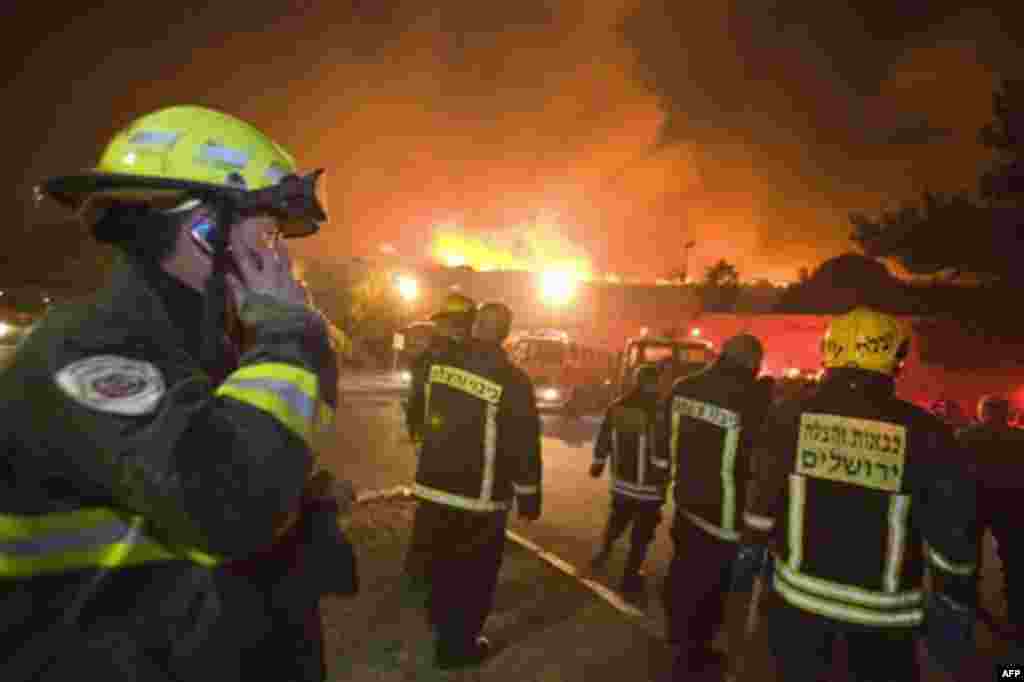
[539,387,560,401]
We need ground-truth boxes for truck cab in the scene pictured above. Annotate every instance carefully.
[616,335,716,398]
[506,329,615,414]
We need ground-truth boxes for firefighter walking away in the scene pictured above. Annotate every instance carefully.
[660,333,772,678]
[959,394,1024,647]
[589,363,670,601]
[402,300,543,669]
[738,306,978,681]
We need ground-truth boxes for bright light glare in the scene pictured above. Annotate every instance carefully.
[396,276,419,302]
[539,270,577,306]
[399,370,412,384]
[691,328,701,337]
[540,387,560,401]
[784,368,800,379]
[0,322,10,337]
[445,253,466,267]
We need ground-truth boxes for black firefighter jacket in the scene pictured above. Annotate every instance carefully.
[744,369,978,629]
[594,389,670,502]
[410,340,542,515]
[661,359,772,543]
[0,260,340,681]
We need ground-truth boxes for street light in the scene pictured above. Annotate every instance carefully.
[538,269,578,331]
[396,275,419,303]
[539,269,577,307]
[392,275,419,372]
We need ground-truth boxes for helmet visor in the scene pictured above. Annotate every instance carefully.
[37,168,329,238]
[235,168,328,238]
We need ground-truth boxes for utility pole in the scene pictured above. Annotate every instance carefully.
[683,240,696,284]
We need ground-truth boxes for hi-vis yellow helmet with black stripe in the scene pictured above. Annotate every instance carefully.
[821,307,911,376]
[37,105,326,238]
[431,292,477,319]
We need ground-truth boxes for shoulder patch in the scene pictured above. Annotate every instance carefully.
[55,355,166,416]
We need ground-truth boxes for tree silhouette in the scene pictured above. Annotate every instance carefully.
[848,79,1024,287]
[699,259,740,312]
[980,79,1024,203]
[776,253,902,313]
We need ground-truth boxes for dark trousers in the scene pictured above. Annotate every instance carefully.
[764,593,920,682]
[661,516,737,660]
[992,525,1024,632]
[600,494,663,572]
[405,500,508,658]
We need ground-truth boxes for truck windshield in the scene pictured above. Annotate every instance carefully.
[529,340,566,365]
[642,345,675,364]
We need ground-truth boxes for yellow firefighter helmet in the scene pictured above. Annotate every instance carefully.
[821,307,910,376]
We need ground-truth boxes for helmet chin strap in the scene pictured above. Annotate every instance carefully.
[199,197,237,375]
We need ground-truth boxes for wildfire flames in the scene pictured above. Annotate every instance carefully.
[430,217,593,284]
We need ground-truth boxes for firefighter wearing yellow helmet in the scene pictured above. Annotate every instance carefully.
[737,307,978,680]
[3,106,355,682]
[403,296,543,669]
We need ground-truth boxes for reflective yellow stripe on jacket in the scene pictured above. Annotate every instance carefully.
[216,362,320,447]
[772,558,924,627]
[0,509,219,578]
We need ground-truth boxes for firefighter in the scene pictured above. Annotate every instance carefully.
[589,363,669,597]
[659,333,771,676]
[958,394,1024,642]
[1,105,355,681]
[402,300,542,669]
[403,291,477,443]
[737,307,978,681]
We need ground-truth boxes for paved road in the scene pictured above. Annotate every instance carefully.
[325,371,1018,680]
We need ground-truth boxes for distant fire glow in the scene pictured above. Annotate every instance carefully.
[539,270,578,306]
[430,217,592,280]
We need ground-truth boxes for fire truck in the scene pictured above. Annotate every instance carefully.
[614,333,717,398]
[505,329,617,414]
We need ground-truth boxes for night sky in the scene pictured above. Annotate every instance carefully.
[5,1,1021,282]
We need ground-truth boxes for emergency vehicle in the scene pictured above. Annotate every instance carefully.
[615,333,716,397]
[505,329,616,414]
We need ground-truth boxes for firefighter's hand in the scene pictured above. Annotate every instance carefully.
[226,223,308,310]
[589,461,605,478]
[517,494,541,521]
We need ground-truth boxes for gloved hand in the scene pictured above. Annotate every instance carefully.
[518,494,541,521]
[226,232,309,309]
[924,592,975,674]
[308,310,339,409]
[590,461,605,478]
[730,544,770,593]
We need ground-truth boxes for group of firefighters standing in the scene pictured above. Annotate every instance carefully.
[403,284,1022,680]
[586,305,1024,680]
[2,102,1022,681]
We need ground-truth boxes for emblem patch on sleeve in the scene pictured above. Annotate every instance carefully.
[55,355,166,416]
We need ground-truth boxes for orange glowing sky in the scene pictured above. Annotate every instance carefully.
[6,1,1021,283]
